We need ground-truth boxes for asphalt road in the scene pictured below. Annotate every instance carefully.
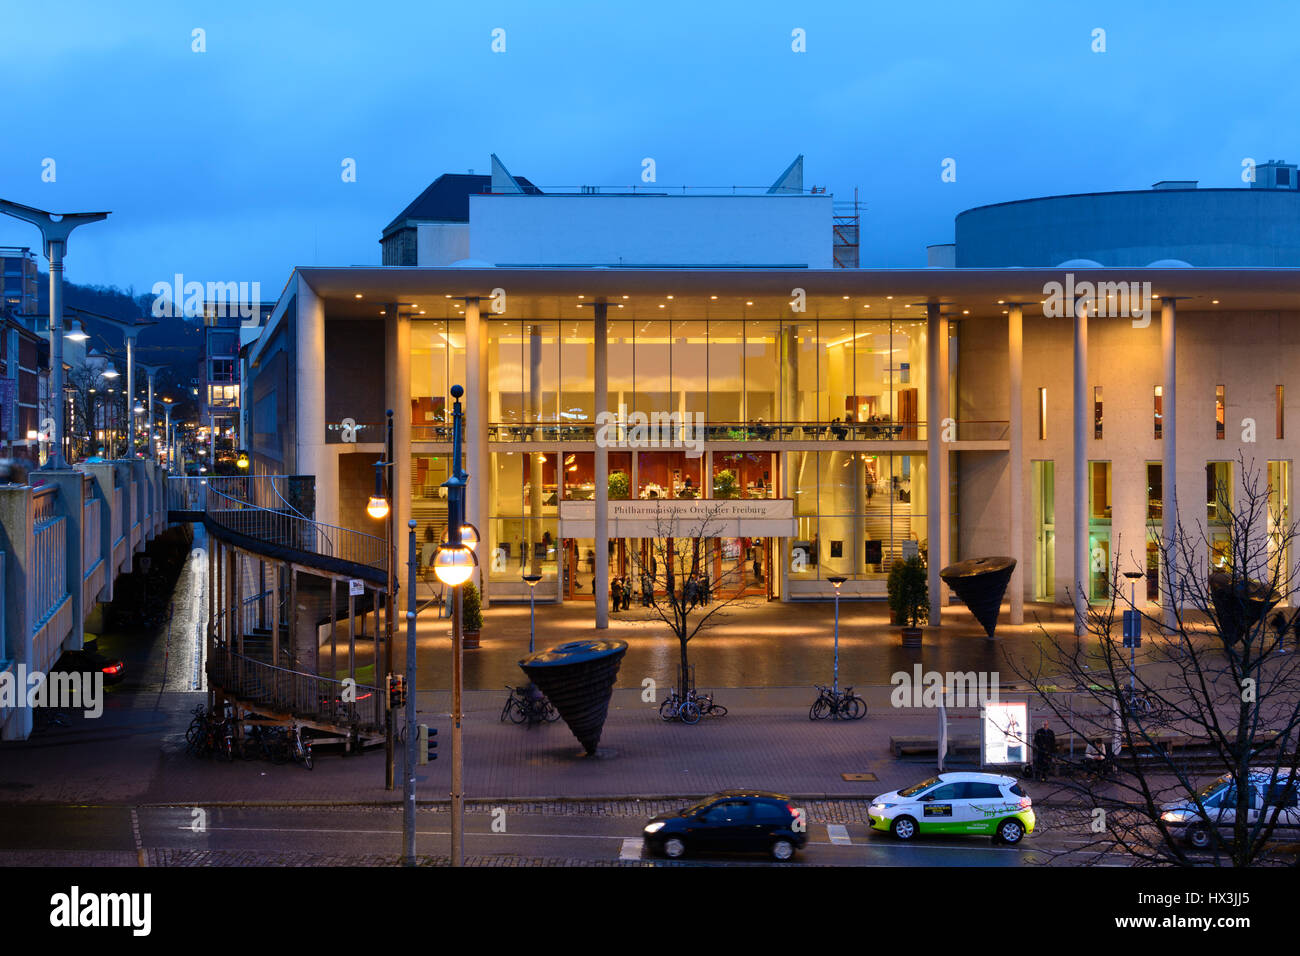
[0,805,1121,866]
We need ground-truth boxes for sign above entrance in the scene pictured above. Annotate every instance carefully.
[559,498,795,539]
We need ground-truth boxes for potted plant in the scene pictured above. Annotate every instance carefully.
[712,468,739,499]
[888,556,928,647]
[609,471,630,499]
[461,581,483,649]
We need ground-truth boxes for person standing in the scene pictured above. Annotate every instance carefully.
[1032,720,1056,780]
[611,576,623,613]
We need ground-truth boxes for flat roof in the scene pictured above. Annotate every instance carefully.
[293,265,1300,321]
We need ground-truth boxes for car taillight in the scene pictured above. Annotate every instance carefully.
[1019,798,1032,809]
[102,663,122,675]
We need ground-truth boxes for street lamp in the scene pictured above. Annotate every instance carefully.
[161,400,174,470]
[366,409,398,791]
[828,575,847,697]
[523,573,543,653]
[1122,568,1144,698]
[403,517,419,866]
[432,383,472,868]
[0,199,109,469]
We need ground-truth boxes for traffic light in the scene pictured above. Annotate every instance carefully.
[418,724,437,764]
[387,674,406,710]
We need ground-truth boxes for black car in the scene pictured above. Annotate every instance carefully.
[51,648,125,686]
[643,790,807,861]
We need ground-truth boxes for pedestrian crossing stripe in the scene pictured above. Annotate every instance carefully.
[619,838,642,860]
[826,824,851,845]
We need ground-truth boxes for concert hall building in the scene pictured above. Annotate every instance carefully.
[245,156,1300,627]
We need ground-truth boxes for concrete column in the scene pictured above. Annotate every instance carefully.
[779,449,790,601]
[594,303,609,628]
[464,298,489,605]
[1161,298,1178,630]
[1008,306,1025,624]
[0,486,34,739]
[296,278,335,526]
[528,324,543,575]
[123,332,135,458]
[1073,298,1089,635]
[925,304,949,626]
[46,471,87,649]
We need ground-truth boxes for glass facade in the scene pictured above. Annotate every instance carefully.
[407,315,939,595]
[1088,461,1112,600]
[411,316,931,439]
[1032,460,1055,601]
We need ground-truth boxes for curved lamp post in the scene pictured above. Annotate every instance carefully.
[828,575,846,696]
[0,200,109,469]
[523,573,543,653]
[432,384,474,868]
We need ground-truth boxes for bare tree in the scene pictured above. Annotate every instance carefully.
[66,363,116,461]
[619,499,753,698]
[1010,455,1300,866]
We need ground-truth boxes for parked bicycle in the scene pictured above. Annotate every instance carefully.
[809,684,867,721]
[659,688,702,724]
[501,684,560,726]
[689,688,727,718]
[185,704,236,760]
[1118,686,1156,716]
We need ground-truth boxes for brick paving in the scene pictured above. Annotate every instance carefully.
[0,685,983,806]
[411,595,1086,691]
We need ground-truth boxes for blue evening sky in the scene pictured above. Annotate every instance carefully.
[0,0,1293,293]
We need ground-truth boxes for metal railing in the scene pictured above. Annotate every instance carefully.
[31,487,66,628]
[207,646,383,731]
[83,497,101,573]
[167,476,207,511]
[205,482,385,575]
[482,419,1012,443]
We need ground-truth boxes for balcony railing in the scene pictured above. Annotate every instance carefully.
[479,419,1010,443]
[204,480,386,578]
[207,646,383,731]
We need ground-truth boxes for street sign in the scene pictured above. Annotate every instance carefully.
[349,578,364,596]
[1122,609,1141,647]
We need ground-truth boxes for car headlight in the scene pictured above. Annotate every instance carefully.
[871,803,897,811]
[1160,810,1189,824]
[643,821,665,834]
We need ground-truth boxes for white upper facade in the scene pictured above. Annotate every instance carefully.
[412,154,834,270]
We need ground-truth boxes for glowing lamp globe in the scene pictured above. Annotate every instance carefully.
[434,545,474,586]
[366,495,390,520]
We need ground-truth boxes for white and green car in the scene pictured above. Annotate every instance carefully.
[869,772,1036,844]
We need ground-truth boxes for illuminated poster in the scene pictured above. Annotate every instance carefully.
[982,701,1028,766]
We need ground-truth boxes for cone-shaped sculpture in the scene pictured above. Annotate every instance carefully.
[519,639,627,754]
[1208,571,1280,645]
[940,557,1016,638]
